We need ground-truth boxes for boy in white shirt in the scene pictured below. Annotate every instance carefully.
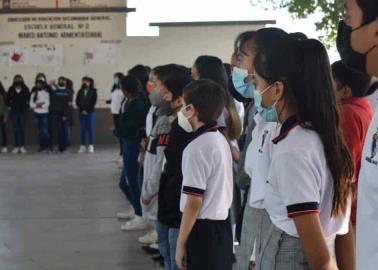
[176,80,233,270]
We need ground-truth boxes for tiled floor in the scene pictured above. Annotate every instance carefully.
[0,147,159,270]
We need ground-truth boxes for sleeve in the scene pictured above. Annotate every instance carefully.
[273,151,321,218]
[29,93,36,109]
[75,91,80,110]
[41,92,50,110]
[143,142,166,199]
[89,89,98,111]
[181,145,210,196]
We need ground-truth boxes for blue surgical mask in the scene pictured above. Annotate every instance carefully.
[114,77,119,85]
[254,85,278,122]
[232,67,254,99]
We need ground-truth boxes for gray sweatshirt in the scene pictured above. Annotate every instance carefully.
[141,114,174,221]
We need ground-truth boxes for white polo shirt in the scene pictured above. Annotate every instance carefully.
[180,126,233,220]
[264,116,350,237]
[356,111,378,270]
[245,114,279,209]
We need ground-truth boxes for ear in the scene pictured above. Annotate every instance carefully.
[273,81,285,101]
[339,85,353,99]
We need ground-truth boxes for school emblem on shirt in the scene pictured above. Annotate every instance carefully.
[259,130,269,153]
[366,128,378,165]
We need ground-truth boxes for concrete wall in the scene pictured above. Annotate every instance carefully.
[0,20,266,101]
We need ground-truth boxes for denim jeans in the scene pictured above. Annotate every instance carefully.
[53,113,69,152]
[10,111,26,147]
[119,138,142,216]
[156,221,180,270]
[33,113,51,150]
[79,112,95,145]
[0,116,7,147]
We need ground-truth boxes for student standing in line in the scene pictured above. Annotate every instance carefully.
[30,79,51,153]
[254,37,354,270]
[0,81,8,153]
[138,68,172,245]
[118,75,149,231]
[110,72,125,163]
[51,76,74,153]
[153,64,192,270]
[230,28,288,270]
[339,1,378,269]
[76,77,97,153]
[331,61,373,229]
[7,75,30,154]
[175,80,233,270]
[65,78,74,147]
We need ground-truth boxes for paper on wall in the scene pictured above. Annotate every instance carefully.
[84,44,118,65]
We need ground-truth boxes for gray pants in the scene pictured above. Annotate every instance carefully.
[256,224,310,270]
[237,207,272,270]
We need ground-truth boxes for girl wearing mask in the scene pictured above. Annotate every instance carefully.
[118,75,148,231]
[254,37,353,270]
[0,81,8,153]
[30,79,51,152]
[110,72,125,162]
[76,77,98,153]
[7,75,30,154]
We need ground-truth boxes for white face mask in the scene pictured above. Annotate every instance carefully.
[178,106,193,133]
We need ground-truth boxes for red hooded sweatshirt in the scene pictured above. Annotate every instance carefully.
[340,97,373,226]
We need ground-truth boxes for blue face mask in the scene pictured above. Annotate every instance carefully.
[254,85,278,122]
[114,77,119,86]
[232,67,254,99]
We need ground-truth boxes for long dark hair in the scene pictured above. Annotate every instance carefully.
[153,64,192,100]
[111,72,123,92]
[194,55,241,140]
[254,36,354,215]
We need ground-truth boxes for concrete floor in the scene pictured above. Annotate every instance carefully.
[0,147,158,270]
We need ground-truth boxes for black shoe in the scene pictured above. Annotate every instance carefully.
[152,255,164,262]
[142,245,159,255]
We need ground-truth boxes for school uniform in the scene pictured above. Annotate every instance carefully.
[180,121,234,270]
[30,89,51,150]
[356,110,378,270]
[257,115,350,270]
[241,114,278,266]
[366,81,378,112]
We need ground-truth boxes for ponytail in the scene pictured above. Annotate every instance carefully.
[224,92,242,140]
[254,36,354,215]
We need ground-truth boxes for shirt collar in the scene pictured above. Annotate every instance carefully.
[190,121,219,142]
[272,115,299,144]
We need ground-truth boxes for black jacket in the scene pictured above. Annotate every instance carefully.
[75,88,97,113]
[50,87,73,115]
[157,119,194,228]
[7,85,30,113]
[119,96,148,140]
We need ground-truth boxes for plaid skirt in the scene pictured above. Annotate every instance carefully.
[237,207,272,270]
[256,224,311,270]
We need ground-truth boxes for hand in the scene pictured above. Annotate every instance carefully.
[175,242,186,270]
[62,117,67,121]
[48,80,56,86]
[140,138,148,150]
[141,196,152,205]
[322,260,338,270]
[36,103,43,109]
[82,111,88,115]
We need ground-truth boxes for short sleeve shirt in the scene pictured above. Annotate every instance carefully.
[264,116,350,237]
[180,125,233,220]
